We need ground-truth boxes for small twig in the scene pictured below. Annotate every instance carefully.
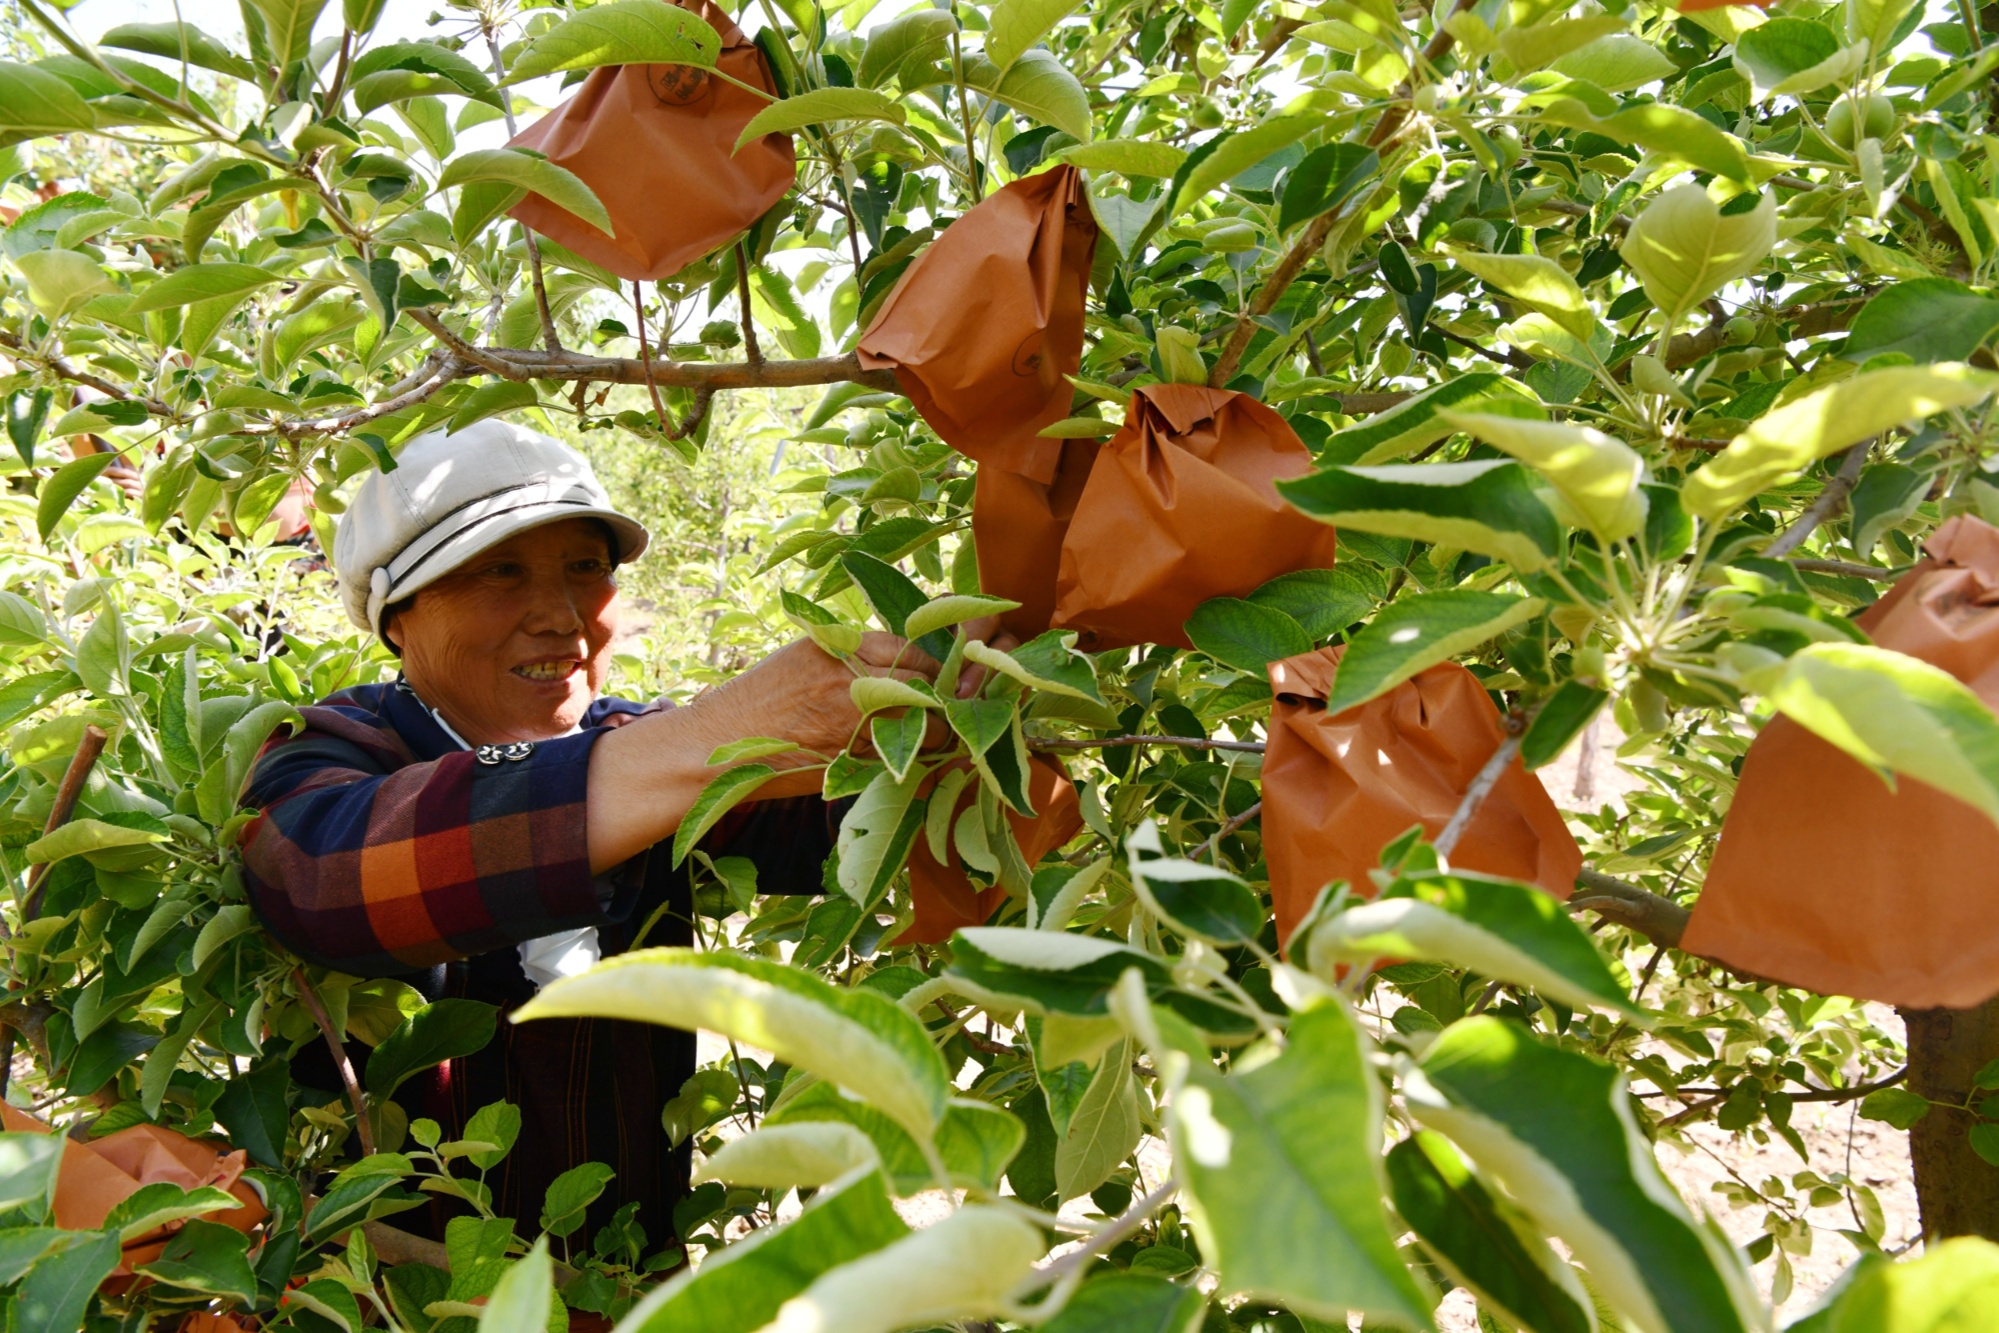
[633,280,671,429]
[1646,1067,1908,1106]
[1433,325,1533,370]
[1029,734,1266,755]
[19,725,109,921]
[0,331,174,417]
[1017,1179,1178,1297]
[725,1036,760,1130]
[1190,801,1262,863]
[484,28,560,353]
[294,967,375,1158]
[1434,718,1526,859]
[1792,557,1901,582]
[734,243,764,367]
[1765,442,1871,558]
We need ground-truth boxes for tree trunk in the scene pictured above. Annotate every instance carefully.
[1901,996,1999,1240]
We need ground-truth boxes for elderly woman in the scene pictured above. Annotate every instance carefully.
[239,420,958,1248]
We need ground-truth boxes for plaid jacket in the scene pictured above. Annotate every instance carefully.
[240,679,831,976]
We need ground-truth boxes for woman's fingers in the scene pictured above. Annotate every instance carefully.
[855,632,942,678]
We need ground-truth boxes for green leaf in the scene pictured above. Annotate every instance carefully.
[349,39,502,108]
[965,630,1104,703]
[25,816,164,866]
[1277,143,1379,234]
[12,1229,118,1333]
[365,999,498,1097]
[1550,34,1678,91]
[1533,98,1753,183]
[1521,679,1609,770]
[1127,824,1264,945]
[1449,251,1595,344]
[842,551,953,660]
[1411,1017,1761,1333]
[1845,279,1999,365]
[1306,870,1645,1019]
[1792,1236,1999,1331]
[126,262,279,315]
[1168,999,1430,1327]
[735,87,905,151]
[672,763,781,867]
[947,927,1172,1016]
[767,1083,1025,1195]
[1764,642,1999,828]
[858,9,957,87]
[872,710,927,784]
[516,949,952,1142]
[0,1228,69,1287]
[1684,364,1999,518]
[100,23,254,79]
[438,148,613,237]
[462,1100,523,1169]
[1732,18,1856,96]
[213,1063,288,1167]
[477,1237,553,1333]
[1277,460,1561,573]
[1246,567,1375,640]
[1445,412,1647,542]
[755,1206,1045,1331]
[0,62,99,141]
[987,0,1082,69]
[1857,1086,1930,1130]
[540,1162,615,1237]
[448,380,540,434]
[134,1218,255,1302]
[1184,597,1312,672]
[104,1182,243,1243]
[1328,591,1547,714]
[14,249,115,317]
[1039,1274,1207,1333]
[836,765,927,904]
[1316,371,1540,465]
[67,1023,158,1097]
[1053,1038,1140,1202]
[243,0,328,66]
[1171,114,1321,218]
[614,1169,908,1332]
[1848,462,1930,559]
[0,1133,64,1215]
[976,49,1091,143]
[1495,14,1632,71]
[1386,1132,1595,1333]
[1619,185,1775,327]
[905,593,1021,640]
[695,1122,881,1190]
[1058,138,1188,178]
[1037,415,1122,437]
[506,0,722,82]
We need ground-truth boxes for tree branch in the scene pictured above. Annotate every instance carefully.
[0,331,174,417]
[1765,441,1870,559]
[294,967,374,1158]
[1435,727,1523,859]
[1029,734,1267,755]
[1568,868,1689,948]
[1792,557,1900,582]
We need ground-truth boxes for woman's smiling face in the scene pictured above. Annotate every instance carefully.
[386,518,621,743]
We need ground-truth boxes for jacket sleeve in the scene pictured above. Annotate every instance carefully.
[239,716,609,977]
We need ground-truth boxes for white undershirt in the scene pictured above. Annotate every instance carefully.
[424,701,600,991]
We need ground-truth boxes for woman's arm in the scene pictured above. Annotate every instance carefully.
[584,633,941,872]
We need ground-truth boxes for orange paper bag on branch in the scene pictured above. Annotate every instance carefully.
[971,437,1099,643]
[858,166,1097,481]
[506,0,795,282]
[1683,515,1999,1009]
[898,757,1083,945]
[1042,384,1343,650]
[0,1104,267,1281]
[1262,646,1582,948]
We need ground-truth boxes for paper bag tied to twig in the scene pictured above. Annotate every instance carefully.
[1685,514,1999,1008]
[1026,384,1342,651]
[1,1103,267,1282]
[1263,646,1582,949]
[897,756,1082,945]
[507,0,795,282]
[859,166,1097,482]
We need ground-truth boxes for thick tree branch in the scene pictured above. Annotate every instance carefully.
[0,331,174,417]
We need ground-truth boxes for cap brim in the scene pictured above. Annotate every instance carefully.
[375,502,651,634]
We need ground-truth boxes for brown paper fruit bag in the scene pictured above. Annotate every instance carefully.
[1048,384,1343,650]
[972,436,1099,643]
[1683,515,1999,1008]
[858,166,1097,483]
[1263,645,1582,948]
[898,757,1083,945]
[506,0,794,283]
[1,1104,268,1279]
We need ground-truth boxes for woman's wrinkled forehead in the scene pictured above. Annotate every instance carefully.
[450,516,619,571]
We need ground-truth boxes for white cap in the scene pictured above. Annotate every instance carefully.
[333,420,650,640]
